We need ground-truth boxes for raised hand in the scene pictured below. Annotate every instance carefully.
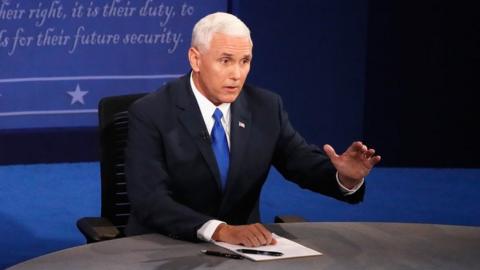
[323,141,381,189]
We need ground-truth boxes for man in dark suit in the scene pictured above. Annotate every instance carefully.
[125,12,381,247]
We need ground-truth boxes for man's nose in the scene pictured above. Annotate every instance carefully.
[230,64,241,80]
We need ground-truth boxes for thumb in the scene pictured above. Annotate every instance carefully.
[323,144,338,160]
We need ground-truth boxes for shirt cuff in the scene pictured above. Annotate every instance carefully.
[197,219,226,242]
[336,171,364,195]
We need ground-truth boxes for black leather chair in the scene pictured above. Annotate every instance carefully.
[77,93,146,243]
[77,92,304,243]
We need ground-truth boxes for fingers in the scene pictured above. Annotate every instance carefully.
[356,141,368,155]
[253,223,276,246]
[342,141,365,159]
[242,223,275,247]
[369,154,382,166]
[328,141,381,181]
[242,226,263,247]
[340,141,382,169]
[214,223,276,247]
[350,141,365,152]
[364,148,375,159]
[349,141,380,159]
[323,144,338,160]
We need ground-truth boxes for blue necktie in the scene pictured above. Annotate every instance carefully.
[211,108,230,190]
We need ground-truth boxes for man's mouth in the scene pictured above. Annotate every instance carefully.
[224,86,239,91]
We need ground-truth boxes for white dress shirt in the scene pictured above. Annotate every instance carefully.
[189,73,363,242]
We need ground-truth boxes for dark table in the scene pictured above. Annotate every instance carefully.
[8,222,480,270]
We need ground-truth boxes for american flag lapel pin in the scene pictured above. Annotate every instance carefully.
[238,121,246,128]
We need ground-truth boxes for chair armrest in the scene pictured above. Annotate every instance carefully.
[76,217,121,243]
[274,215,306,223]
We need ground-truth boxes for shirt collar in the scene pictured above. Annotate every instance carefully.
[190,73,231,123]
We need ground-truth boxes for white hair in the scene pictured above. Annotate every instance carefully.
[191,12,251,52]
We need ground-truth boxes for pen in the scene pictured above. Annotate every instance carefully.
[201,249,244,260]
[236,249,283,256]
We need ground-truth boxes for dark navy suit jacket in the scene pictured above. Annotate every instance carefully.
[125,74,364,241]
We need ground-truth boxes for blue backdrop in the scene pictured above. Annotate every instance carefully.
[236,0,368,152]
[1,0,478,166]
[0,0,226,129]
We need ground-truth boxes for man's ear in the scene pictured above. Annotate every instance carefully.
[188,47,201,72]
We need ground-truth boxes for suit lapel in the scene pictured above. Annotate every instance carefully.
[173,76,253,195]
[223,91,252,194]
[174,77,223,190]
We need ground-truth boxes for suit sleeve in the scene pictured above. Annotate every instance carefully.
[125,102,211,241]
[271,96,364,203]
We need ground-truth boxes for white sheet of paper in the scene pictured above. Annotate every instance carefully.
[213,234,322,261]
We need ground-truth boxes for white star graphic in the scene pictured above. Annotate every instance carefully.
[67,83,88,105]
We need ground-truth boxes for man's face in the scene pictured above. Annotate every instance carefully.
[189,33,252,105]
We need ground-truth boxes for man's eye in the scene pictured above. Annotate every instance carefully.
[220,58,230,64]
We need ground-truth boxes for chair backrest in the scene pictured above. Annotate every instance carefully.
[98,93,146,235]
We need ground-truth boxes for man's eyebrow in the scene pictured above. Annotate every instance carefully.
[219,53,252,58]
